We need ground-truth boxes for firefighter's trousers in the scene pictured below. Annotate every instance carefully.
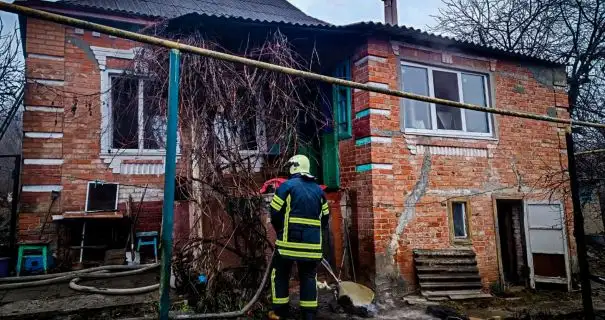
[271,252,318,318]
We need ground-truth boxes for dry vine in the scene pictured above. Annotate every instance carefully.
[121,28,328,313]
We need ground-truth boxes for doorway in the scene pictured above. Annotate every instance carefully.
[496,199,528,286]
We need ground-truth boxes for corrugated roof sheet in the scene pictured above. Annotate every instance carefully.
[20,0,560,65]
[346,22,562,66]
[167,13,561,66]
[55,0,327,25]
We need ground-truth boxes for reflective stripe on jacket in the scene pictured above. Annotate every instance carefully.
[269,174,330,260]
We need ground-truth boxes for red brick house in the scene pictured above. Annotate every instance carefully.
[17,0,573,296]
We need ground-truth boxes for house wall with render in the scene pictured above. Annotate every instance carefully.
[20,18,176,245]
[342,37,574,291]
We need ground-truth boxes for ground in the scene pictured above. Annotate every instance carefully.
[1,239,605,319]
[436,239,605,320]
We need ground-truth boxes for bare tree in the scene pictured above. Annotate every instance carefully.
[0,18,23,253]
[433,0,605,216]
[0,19,24,149]
[433,0,605,114]
[124,28,327,314]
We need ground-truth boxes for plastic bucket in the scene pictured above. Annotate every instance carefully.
[0,257,10,277]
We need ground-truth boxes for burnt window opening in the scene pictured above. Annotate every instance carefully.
[175,177,190,201]
[213,115,259,151]
[86,182,119,212]
[111,76,139,149]
[110,75,164,151]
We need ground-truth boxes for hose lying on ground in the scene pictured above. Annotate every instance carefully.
[121,250,276,320]
[2,249,275,318]
[69,263,160,295]
[0,263,159,293]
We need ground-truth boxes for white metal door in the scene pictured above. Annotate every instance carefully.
[524,202,571,290]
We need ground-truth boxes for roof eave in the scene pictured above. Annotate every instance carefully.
[18,1,159,26]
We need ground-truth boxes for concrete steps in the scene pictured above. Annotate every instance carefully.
[417,273,481,281]
[413,249,491,300]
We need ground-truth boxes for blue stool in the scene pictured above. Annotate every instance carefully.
[136,231,158,263]
[16,242,50,276]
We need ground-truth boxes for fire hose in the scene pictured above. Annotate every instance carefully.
[0,263,159,293]
[119,249,275,320]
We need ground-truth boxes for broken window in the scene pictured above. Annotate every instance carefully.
[111,77,139,149]
[213,115,259,151]
[450,201,470,241]
[110,75,163,151]
[401,62,492,136]
[433,70,463,130]
[143,83,166,149]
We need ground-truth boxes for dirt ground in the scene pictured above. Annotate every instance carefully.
[2,239,605,319]
[439,240,605,320]
[0,270,161,319]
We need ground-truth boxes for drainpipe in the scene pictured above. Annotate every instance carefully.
[383,0,398,25]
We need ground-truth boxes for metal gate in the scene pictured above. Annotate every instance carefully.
[524,201,571,290]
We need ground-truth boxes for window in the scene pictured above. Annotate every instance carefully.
[401,62,492,136]
[333,61,352,139]
[213,115,259,151]
[110,75,164,151]
[449,200,470,242]
[85,182,119,212]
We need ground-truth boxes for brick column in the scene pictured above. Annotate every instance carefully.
[20,19,66,242]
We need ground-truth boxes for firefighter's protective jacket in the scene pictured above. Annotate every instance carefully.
[269,174,329,260]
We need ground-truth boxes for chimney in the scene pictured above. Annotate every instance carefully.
[383,0,398,25]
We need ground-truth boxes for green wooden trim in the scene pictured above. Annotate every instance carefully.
[334,60,352,140]
[356,137,371,146]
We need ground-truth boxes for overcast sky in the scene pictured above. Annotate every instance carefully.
[288,0,443,29]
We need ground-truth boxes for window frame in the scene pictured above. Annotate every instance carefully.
[448,199,472,244]
[400,61,494,138]
[85,181,119,212]
[108,72,157,152]
[212,114,266,153]
[101,69,179,156]
[333,61,352,140]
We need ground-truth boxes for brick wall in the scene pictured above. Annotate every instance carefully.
[342,37,574,292]
[19,19,185,250]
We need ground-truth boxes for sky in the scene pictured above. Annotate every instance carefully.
[287,0,444,29]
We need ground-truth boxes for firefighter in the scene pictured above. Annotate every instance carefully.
[268,155,331,320]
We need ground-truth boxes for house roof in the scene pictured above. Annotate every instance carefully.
[345,22,563,66]
[54,0,327,25]
[168,13,562,66]
[18,0,562,67]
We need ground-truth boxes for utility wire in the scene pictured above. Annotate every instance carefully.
[1,2,605,130]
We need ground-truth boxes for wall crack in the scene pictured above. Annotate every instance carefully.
[388,151,432,258]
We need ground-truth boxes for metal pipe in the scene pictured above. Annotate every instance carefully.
[566,132,595,319]
[575,148,605,156]
[2,2,605,129]
[159,49,180,320]
[79,222,86,263]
